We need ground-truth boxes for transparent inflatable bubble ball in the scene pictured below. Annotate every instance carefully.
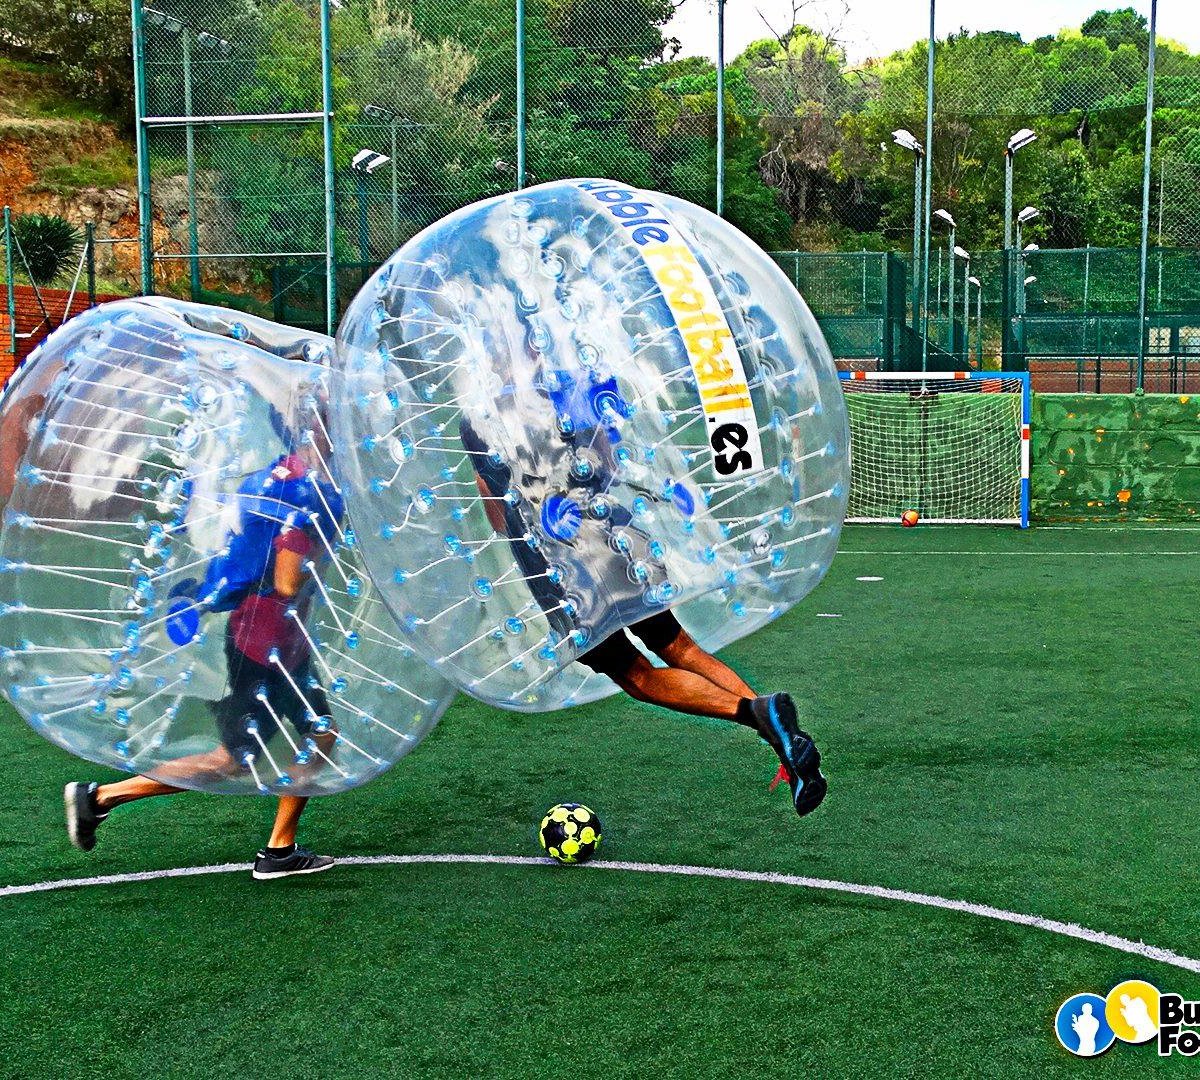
[0,298,455,796]
[333,178,849,710]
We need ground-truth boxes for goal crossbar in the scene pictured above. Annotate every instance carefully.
[838,370,1031,528]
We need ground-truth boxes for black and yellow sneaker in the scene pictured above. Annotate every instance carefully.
[251,845,334,881]
[744,693,828,817]
[64,781,109,851]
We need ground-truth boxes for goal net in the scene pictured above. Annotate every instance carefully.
[838,371,1031,527]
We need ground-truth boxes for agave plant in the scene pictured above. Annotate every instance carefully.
[11,214,84,286]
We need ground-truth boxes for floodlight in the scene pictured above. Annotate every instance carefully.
[953,245,970,260]
[196,31,232,53]
[968,276,981,287]
[1024,243,1039,251]
[1024,275,1037,286]
[891,129,923,154]
[351,149,391,174]
[933,209,956,228]
[1007,128,1037,154]
[1017,206,1040,224]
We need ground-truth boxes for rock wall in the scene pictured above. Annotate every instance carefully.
[1032,393,1200,521]
[1,125,238,293]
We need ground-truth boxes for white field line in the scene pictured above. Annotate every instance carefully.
[1036,525,1200,532]
[1,852,1198,974]
[839,550,1198,556]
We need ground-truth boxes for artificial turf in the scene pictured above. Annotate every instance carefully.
[1,524,1198,1078]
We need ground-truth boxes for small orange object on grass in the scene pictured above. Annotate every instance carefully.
[901,509,919,527]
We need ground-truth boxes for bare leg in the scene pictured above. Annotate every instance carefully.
[612,654,746,720]
[267,795,308,848]
[95,775,186,810]
[655,629,756,699]
[95,747,239,809]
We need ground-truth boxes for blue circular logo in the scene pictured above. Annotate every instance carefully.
[541,494,583,542]
[1055,993,1116,1057]
[165,599,200,646]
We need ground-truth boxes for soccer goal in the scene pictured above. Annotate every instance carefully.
[838,371,1031,527]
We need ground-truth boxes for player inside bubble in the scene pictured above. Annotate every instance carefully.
[333,177,849,813]
[463,406,827,816]
[334,178,848,717]
[0,299,455,877]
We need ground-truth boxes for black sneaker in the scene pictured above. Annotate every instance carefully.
[251,845,335,881]
[748,693,828,817]
[64,782,108,851]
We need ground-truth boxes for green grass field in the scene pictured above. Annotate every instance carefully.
[1,524,1198,1078]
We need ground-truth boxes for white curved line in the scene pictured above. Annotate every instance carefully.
[2,852,1196,974]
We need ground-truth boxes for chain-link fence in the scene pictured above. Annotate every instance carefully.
[128,0,1200,378]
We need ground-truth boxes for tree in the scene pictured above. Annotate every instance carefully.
[0,0,133,125]
[1081,8,1149,54]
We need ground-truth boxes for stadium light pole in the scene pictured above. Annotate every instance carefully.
[515,0,526,188]
[319,0,336,334]
[1003,128,1036,250]
[3,207,14,354]
[363,105,419,248]
[1015,207,1039,331]
[716,0,726,215]
[1016,205,1039,255]
[969,275,983,366]
[892,129,924,325]
[934,209,955,354]
[920,0,935,371]
[1136,0,1158,389]
[351,149,391,266]
[955,244,970,362]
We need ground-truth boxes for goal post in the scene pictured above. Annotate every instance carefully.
[837,371,1031,528]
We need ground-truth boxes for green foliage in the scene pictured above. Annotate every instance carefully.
[33,145,137,197]
[139,0,1200,280]
[1081,7,1149,53]
[11,214,84,285]
[0,0,133,127]
[738,12,1200,252]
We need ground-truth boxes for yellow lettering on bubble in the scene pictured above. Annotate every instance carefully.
[679,312,724,331]
[644,244,696,265]
[666,285,706,312]
[659,263,694,288]
[684,326,732,358]
[695,356,735,386]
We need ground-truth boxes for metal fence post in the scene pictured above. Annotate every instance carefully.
[85,223,96,306]
[182,25,201,299]
[1136,0,1157,390]
[131,0,154,296]
[919,0,935,372]
[515,0,526,190]
[319,0,337,335]
[716,0,725,215]
[4,207,15,356]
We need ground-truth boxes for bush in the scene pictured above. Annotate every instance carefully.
[11,214,84,285]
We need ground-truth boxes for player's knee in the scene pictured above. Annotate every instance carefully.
[658,629,699,666]
[202,746,242,776]
[620,656,658,700]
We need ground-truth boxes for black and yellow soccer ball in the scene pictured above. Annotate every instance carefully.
[539,803,602,864]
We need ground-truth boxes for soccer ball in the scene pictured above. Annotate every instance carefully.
[901,510,919,527]
[539,803,602,864]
